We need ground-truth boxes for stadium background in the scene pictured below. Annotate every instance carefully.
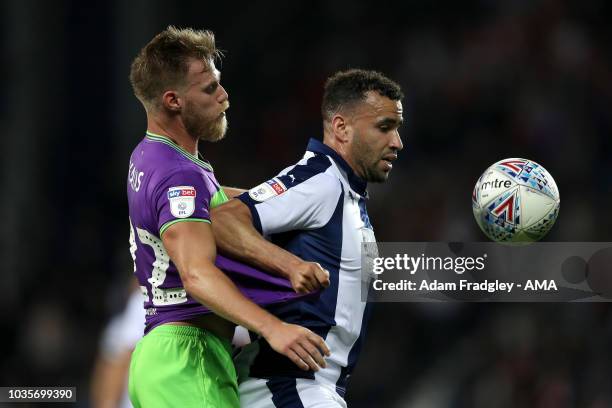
[1,0,611,406]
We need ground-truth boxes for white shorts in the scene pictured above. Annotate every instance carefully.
[239,377,347,408]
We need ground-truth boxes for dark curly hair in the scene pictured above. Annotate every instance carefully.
[321,69,403,121]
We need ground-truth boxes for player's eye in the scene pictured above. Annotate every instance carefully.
[204,82,218,94]
[378,125,390,132]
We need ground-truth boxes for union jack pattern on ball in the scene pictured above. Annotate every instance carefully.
[473,158,560,242]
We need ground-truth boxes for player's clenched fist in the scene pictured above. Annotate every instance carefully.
[289,261,330,294]
[263,321,331,371]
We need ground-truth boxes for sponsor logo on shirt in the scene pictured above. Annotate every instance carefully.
[168,186,196,218]
[248,177,287,202]
[167,187,196,199]
[268,179,287,195]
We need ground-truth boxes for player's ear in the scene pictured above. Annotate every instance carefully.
[330,114,349,143]
[161,90,182,112]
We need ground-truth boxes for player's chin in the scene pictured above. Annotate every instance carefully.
[367,164,391,183]
[202,116,228,142]
[216,116,228,138]
[379,160,393,176]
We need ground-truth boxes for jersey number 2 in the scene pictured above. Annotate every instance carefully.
[129,219,188,306]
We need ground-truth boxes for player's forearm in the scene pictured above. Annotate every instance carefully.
[222,186,246,198]
[182,264,280,337]
[211,203,301,279]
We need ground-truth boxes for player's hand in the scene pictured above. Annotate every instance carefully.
[289,261,330,294]
[264,322,331,371]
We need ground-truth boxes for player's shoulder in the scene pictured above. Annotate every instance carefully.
[250,154,343,206]
[135,142,215,200]
[148,139,210,171]
[131,133,210,173]
[281,152,339,183]
[138,143,210,186]
[282,151,333,177]
[245,154,342,205]
[277,154,343,196]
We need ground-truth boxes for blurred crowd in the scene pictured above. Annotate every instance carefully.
[1,0,611,406]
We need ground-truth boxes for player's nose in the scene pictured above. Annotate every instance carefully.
[217,84,229,104]
[390,131,403,151]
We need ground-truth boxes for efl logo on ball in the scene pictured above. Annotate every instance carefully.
[472,158,560,242]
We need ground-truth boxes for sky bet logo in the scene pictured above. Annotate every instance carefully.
[266,179,287,195]
[167,187,196,199]
[168,186,196,219]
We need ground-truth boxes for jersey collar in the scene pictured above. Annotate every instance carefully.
[145,131,214,172]
[306,138,368,197]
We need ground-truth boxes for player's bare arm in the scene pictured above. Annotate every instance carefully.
[222,186,246,198]
[161,220,330,370]
[211,199,330,293]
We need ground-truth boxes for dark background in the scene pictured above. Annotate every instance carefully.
[1,0,611,406]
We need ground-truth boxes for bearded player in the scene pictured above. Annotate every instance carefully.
[212,69,404,407]
[126,27,330,408]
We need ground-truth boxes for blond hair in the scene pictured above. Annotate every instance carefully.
[129,26,221,110]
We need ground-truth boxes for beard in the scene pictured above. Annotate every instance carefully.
[361,158,389,183]
[183,102,228,143]
[201,114,227,142]
[351,133,391,183]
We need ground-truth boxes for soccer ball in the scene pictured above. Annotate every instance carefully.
[472,158,560,242]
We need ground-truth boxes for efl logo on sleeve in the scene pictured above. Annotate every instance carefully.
[168,186,196,218]
[248,178,287,202]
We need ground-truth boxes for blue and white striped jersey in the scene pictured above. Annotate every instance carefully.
[236,138,376,395]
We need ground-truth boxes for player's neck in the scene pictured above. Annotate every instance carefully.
[147,116,198,156]
[323,133,363,179]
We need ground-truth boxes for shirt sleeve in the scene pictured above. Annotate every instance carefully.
[152,167,216,236]
[237,171,343,236]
